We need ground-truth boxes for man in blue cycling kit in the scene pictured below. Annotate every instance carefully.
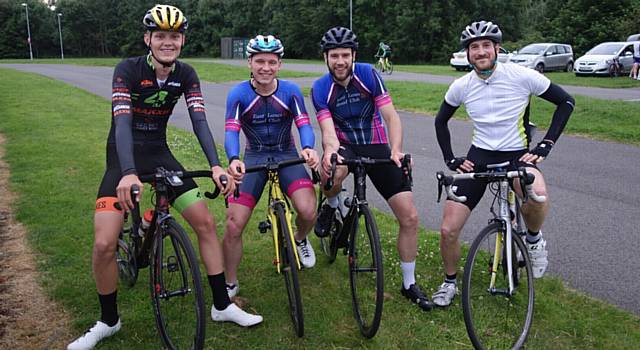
[431,20,575,307]
[312,27,435,311]
[67,5,261,350]
[222,35,320,299]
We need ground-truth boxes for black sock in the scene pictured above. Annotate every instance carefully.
[445,273,457,284]
[208,273,231,311]
[98,291,119,327]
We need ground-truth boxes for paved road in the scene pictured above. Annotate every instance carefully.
[2,64,639,315]
[212,59,640,101]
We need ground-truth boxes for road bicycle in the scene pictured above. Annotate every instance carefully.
[316,153,412,338]
[116,167,225,350]
[437,162,546,350]
[242,157,308,337]
[609,57,623,77]
[375,55,394,75]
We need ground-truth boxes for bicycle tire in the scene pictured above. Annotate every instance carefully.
[319,207,341,263]
[387,62,394,75]
[275,203,304,337]
[116,236,138,288]
[349,204,384,338]
[375,60,383,73]
[150,218,206,350]
[462,222,534,350]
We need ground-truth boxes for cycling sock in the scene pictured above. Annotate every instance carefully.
[327,195,339,208]
[400,260,416,289]
[98,291,119,327]
[445,273,457,285]
[526,230,541,244]
[208,273,232,310]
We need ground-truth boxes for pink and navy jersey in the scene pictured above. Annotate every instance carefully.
[311,62,392,145]
[224,79,314,159]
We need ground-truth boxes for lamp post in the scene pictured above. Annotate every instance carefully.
[21,3,34,60]
[349,0,353,30]
[57,13,64,60]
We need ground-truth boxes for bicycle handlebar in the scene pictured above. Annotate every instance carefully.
[243,157,307,174]
[325,153,413,191]
[436,168,546,204]
[134,168,227,200]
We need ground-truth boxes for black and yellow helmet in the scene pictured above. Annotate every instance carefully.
[142,5,188,32]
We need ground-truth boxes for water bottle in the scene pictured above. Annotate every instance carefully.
[138,209,154,237]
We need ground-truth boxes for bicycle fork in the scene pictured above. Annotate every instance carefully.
[489,182,516,296]
[269,201,302,273]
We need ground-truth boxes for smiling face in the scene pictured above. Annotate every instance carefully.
[324,47,355,83]
[467,39,499,71]
[248,53,281,86]
[145,30,184,65]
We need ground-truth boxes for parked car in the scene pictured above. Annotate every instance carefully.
[627,34,640,42]
[574,41,638,76]
[449,47,511,71]
[508,43,574,73]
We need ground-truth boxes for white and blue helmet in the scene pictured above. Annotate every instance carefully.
[246,35,284,57]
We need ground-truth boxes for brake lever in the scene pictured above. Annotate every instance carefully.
[436,171,444,203]
[324,153,338,191]
[401,154,413,187]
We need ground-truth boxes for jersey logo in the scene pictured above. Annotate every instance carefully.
[144,91,170,107]
[140,79,154,87]
[167,82,181,87]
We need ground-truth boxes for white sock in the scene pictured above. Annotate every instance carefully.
[327,196,339,208]
[400,260,416,289]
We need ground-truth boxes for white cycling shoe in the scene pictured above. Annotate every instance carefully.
[67,319,121,350]
[295,237,316,268]
[211,303,263,327]
[528,237,549,278]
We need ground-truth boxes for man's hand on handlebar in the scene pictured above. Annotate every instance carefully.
[117,174,143,211]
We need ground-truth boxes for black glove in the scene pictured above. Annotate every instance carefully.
[530,140,554,158]
[446,157,466,171]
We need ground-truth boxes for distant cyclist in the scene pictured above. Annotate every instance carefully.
[222,34,320,299]
[67,5,261,350]
[375,41,392,68]
[631,41,640,80]
[430,20,575,308]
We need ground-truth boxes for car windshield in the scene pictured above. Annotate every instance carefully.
[586,43,623,55]
[519,44,548,55]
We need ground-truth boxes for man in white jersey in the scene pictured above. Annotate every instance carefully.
[430,20,575,307]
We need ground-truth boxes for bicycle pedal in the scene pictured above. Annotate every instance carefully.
[258,221,271,233]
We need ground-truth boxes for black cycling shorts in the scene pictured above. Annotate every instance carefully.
[337,143,411,201]
[97,143,199,212]
[451,145,539,211]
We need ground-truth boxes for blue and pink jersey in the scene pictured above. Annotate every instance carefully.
[311,63,392,145]
[224,79,314,159]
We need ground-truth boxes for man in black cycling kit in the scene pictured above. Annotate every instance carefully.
[431,20,575,308]
[68,5,261,350]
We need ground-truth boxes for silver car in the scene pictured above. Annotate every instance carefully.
[574,41,638,76]
[508,43,574,73]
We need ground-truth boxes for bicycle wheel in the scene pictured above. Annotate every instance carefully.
[375,60,383,73]
[387,61,394,75]
[349,204,384,338]
[116,217,139,288]
[150,218,206,350]
[318,197,342,263]
[275,203,304,337]
[462,222,534,350]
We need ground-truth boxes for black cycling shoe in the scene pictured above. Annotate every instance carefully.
[401,283,435,311]
[314,204,336,238]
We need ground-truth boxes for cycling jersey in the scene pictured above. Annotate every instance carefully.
[224,79,314,159]
[311,63,392,145]
[444,62,550,151]
[110,54,220,175]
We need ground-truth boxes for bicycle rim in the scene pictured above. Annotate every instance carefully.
[319,213,341,263]
[116,236,138,288]
[151,219,205,350]
[349,205,384,338]
[462,222,534,350]
[276,204,304,337]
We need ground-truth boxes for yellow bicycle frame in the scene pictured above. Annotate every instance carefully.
[266,170,302,273]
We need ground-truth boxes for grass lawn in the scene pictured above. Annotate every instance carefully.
[395,64,640,88]
[1,68,639,349]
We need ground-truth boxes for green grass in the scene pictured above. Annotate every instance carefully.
[1,67,639,349]
[383,80,640,146]
[396,64,640,88]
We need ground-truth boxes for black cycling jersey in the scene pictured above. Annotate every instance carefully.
[110,54,220,175]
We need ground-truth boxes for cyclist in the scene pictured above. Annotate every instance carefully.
[631,41,640,80]
[68,5,261,350]
[222,35,320,298]
[431,20,575,307]
[375,41,392,68]
[313,27,434,311]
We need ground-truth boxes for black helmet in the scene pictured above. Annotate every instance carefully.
[320,26,358,51]
[460,20,502,48]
